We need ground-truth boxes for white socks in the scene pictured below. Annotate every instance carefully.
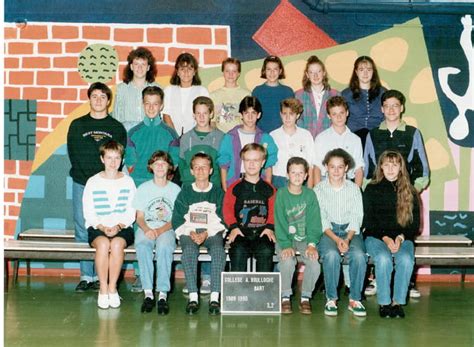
[189,292,199,303]
[210,292,219,302]
[144,289,154,299]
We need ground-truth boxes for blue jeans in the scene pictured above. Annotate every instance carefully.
[135,228,176,292]
[72,181,97,282]
[365,237,414,305]
[317,224,367,301]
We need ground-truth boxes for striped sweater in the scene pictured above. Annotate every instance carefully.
[83,173,137,229]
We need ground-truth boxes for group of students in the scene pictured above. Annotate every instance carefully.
[67,47,430,318]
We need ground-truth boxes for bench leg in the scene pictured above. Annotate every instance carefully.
[13,259,19,285]
[26,260,31,276]
[461,267,466,283]
[4,260,9,292]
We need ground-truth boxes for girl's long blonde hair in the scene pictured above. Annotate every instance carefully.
[372,150,415,227]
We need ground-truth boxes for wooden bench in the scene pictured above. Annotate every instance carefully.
[414,235,472,246]
[3,239,232,291]
[5,231,474,289]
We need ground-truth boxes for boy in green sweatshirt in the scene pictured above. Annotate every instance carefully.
[275,157,322,314]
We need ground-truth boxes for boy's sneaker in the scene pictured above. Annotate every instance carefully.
[75,280,92,293]
[208,301,220,315]
[131,276,143,293]
[200,279,211,295]
[379,305,392,318]
[390,304,405,318]
[157,299,170,315]
[97,293,109,309]
[348,300,367,317]
[281,299,292,314]
[109,292,121,308]
[186,301,200,315]
[91,280,100,292]
[141,297,155,313]
[364,279,377,296]
[324,300,338,316]
[299,300,312,315]
[409,288,421,298]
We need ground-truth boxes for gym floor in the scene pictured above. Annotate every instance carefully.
[4,277,474,347]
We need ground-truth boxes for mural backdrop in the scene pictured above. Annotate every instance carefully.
[4,0,474,275]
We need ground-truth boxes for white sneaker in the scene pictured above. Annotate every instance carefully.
[324,300,338,316]
[97,293,109,309]
[348,300,367,317]
[409,288,421,298]
[200,279,211,295]
[109,292,121,308]
[364,280,377,296]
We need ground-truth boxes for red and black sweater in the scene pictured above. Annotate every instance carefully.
[223,179,276,235]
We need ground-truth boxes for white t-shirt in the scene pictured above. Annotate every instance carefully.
[162,85,209,135]
[238,129,256,173]
[313,126,364,179]
[270,126,314,177]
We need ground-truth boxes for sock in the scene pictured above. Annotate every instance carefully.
[189,292,199,303]
[144,290,154,299]
[210,292,219,302]
[301,297,309,303]
[158,292,167,301]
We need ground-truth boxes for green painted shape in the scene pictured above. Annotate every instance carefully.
[458,147,471,210]
[4,99,37,160]
[200,18,457,210]
[78,43,118,83]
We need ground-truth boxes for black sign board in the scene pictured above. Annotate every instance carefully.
[221,272,281,314]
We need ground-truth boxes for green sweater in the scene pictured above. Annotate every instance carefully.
[172,183,225,237]
[275,186,322,249]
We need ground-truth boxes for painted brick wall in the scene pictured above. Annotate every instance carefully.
[3,22,231,236]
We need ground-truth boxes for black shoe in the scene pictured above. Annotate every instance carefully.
[186,301,200,315]
[209,301,220,315]
[75,280,92,293]
[141,297,155,313]
[157,299,170,315]
[91,280,100,292]
[379,305,392,318]
[390,304,405,318]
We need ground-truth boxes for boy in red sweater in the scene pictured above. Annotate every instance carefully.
[224,143,276,272]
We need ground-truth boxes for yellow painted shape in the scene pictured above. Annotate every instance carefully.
[403,116,418,127]
[283,60,306,91]
[324,50,358,85]
[409,67,438,104]
[370,37,409,72]
[207,76,225,93]
[425,138,450,170]
[244,68,264,91]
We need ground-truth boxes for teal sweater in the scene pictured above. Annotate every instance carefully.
[274,186,323,248]
[125,116,179,186]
